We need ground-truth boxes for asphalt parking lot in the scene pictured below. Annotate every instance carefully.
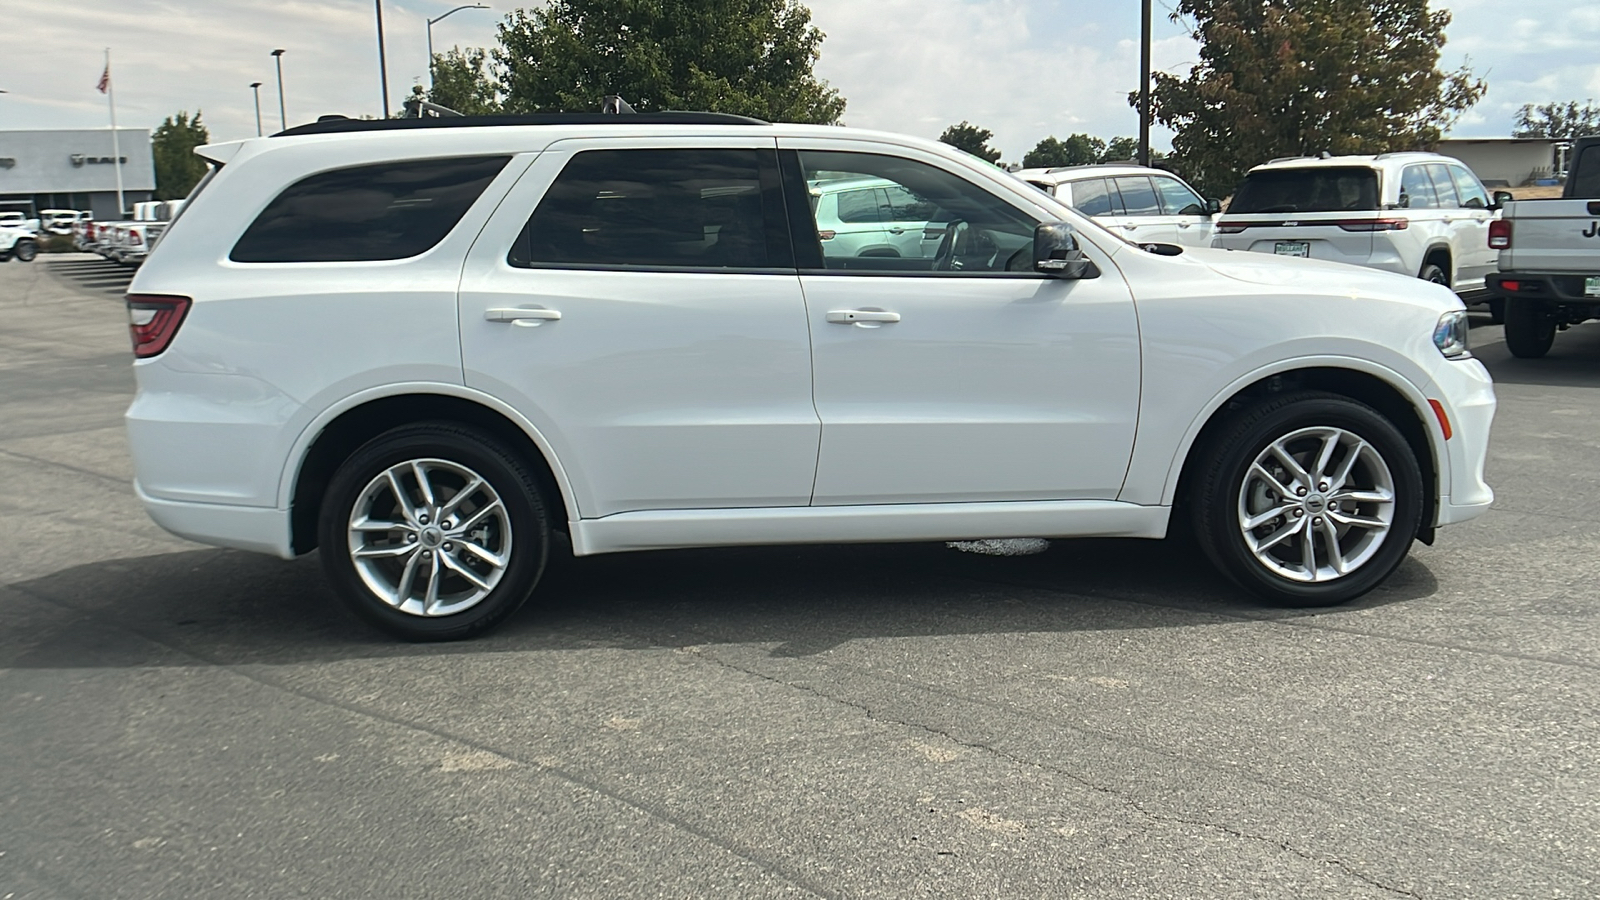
[3,253,1599,899]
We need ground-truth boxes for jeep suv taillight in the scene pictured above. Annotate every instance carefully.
[1488,219,1512,250]
[126,294,191,358]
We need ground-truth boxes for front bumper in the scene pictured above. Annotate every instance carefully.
[1426,357,1496,526]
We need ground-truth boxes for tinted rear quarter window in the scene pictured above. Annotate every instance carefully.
[1570,145,1600,198]
[230,156,509,262]
[1112,176,1161,216]
[1070,179,1115,216]
[1228,167,1379,213]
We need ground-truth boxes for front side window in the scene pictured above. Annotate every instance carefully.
[230,156,509,263]
[1153,176,1205,216]
[1112,176,1161,216]
[509,148,785,270]
[794,150,1040,274]
[1228,168,1380,213]
[1448,166,1489,209]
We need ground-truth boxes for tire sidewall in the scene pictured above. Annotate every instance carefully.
[14,240,36,262]
[317,424,550,641]
[1198,395,1424,606]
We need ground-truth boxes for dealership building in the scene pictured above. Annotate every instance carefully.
[0,128,155,220]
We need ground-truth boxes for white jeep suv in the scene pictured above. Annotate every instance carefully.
[1016,164,1220,248]
[125,113,1495,640]
[1212,152,1503,308]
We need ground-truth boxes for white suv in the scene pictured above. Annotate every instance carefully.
[1015,164,1221,248]
[125,113,1495,640]
[1212,152,1503,303]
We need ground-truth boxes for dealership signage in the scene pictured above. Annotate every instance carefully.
[69,154,127,167]
[0,158,16,169]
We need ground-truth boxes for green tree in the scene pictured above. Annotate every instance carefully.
[427,47,503,115]
[938,121,1002,164]
[1022,133,1105,168]
[151,110,210,201]
[1513,100,1600,140]
[1101,136,1139,162]
[1147,0,1486,195]
[493,0,845,123]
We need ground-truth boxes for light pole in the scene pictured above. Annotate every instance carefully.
[1138,0,1151,167]
[426,5,490,90]
[375,1,391,118]
[249,82,263,136]
[271,49,287,131]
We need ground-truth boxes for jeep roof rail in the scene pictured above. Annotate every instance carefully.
[1374,150,1439,160]
[274,111,771,137]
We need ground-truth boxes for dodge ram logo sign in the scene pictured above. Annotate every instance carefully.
[69,154,127,167]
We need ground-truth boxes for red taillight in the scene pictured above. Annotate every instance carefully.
[1488,219,1512,250]
[126,294,191,358]
[129,231,143,245]
[817,230,836,241]
[1335,218,1409,232]
[1499,279,1521,292]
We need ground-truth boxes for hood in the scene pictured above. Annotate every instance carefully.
[1181,246,1461,310]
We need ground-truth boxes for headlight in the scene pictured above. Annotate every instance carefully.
[1433,310,1471,359]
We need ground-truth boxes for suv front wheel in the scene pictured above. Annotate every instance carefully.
[1190,392,1423,606]
[317,422,551,640]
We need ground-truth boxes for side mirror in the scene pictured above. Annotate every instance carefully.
[1034,222,1098,279]
[1491,190,1515,209]
[1206,198,1223,215]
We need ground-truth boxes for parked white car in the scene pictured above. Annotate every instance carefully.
[0,225,39,262]
[808,176,943,260]
[1015,164,1221,248]
[1212,152,1503,306]
[0,211,41,234]
[126,114,1495,640]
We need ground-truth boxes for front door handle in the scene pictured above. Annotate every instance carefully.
[887,227,905,235]
[826,309,901,325]
[485,307,561,326]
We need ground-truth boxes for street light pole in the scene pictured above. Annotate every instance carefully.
[249,82,263,136]
[271,49,287,131]
[426,5,491,91]
[376,1,391,118]
[1138,0,1152,167]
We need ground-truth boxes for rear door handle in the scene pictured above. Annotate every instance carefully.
[485,307,561,325]
[826,309,901,325]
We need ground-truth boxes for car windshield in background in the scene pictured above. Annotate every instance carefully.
[1228,167,1380,214]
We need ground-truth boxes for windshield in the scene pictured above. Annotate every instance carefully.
[1228,167,1379,214]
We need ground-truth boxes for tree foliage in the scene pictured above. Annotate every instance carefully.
[428,47,504,115]
[1513,100,1600,141]
[1148,0,1486,195]
[151,111,210,201]
[1022,134,1104,168]
[492,0,845,123]
[938,121,1002,164]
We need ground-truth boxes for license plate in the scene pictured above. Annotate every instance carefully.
[1587,276,1600,297]
[1274,241,1310,258]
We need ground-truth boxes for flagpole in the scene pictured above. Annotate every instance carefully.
[105,48,125,218]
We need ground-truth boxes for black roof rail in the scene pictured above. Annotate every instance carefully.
[273,111,771,137]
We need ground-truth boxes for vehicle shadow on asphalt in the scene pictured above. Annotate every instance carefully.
[3,537,1438,668]
[42,255,136,297]
[1471,319,1600,389]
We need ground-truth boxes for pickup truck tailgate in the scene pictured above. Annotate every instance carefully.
[1499,199,1600,273]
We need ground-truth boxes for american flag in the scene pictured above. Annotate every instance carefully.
[96,65,109,94]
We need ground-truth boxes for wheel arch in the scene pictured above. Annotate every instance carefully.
[1166,364,1441,542]
[1422,244,1453,282]
[284,387,575,556]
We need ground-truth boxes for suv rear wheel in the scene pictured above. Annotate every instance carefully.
[1190,392,1423,607]
[317,422,551,641]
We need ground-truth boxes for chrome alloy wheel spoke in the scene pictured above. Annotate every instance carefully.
[347,458,511,617]
[1237,426,1395,583]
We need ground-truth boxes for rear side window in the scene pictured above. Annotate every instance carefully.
[1112,176,1161,216]
[1570,145,1600,198]
[509,148,787,270]
[836,188,882,223]
[1400,166,1440,209]
[230,156,509,263]
[1228,167,1379,213]
[1070,179,1115,216]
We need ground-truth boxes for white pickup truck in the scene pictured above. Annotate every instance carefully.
[1487,135,1600,357]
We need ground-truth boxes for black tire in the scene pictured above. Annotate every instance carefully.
[13,240,37,263]
[317,422,551,641]
[1189,391,1424,607]
[1487,297,1505,325]
[1504,301,1556,359]
[1419,263,1449,288]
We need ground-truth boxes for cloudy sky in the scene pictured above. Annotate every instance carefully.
[0,0,1596,160]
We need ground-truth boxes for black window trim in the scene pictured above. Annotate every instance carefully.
[504,145,796,274]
